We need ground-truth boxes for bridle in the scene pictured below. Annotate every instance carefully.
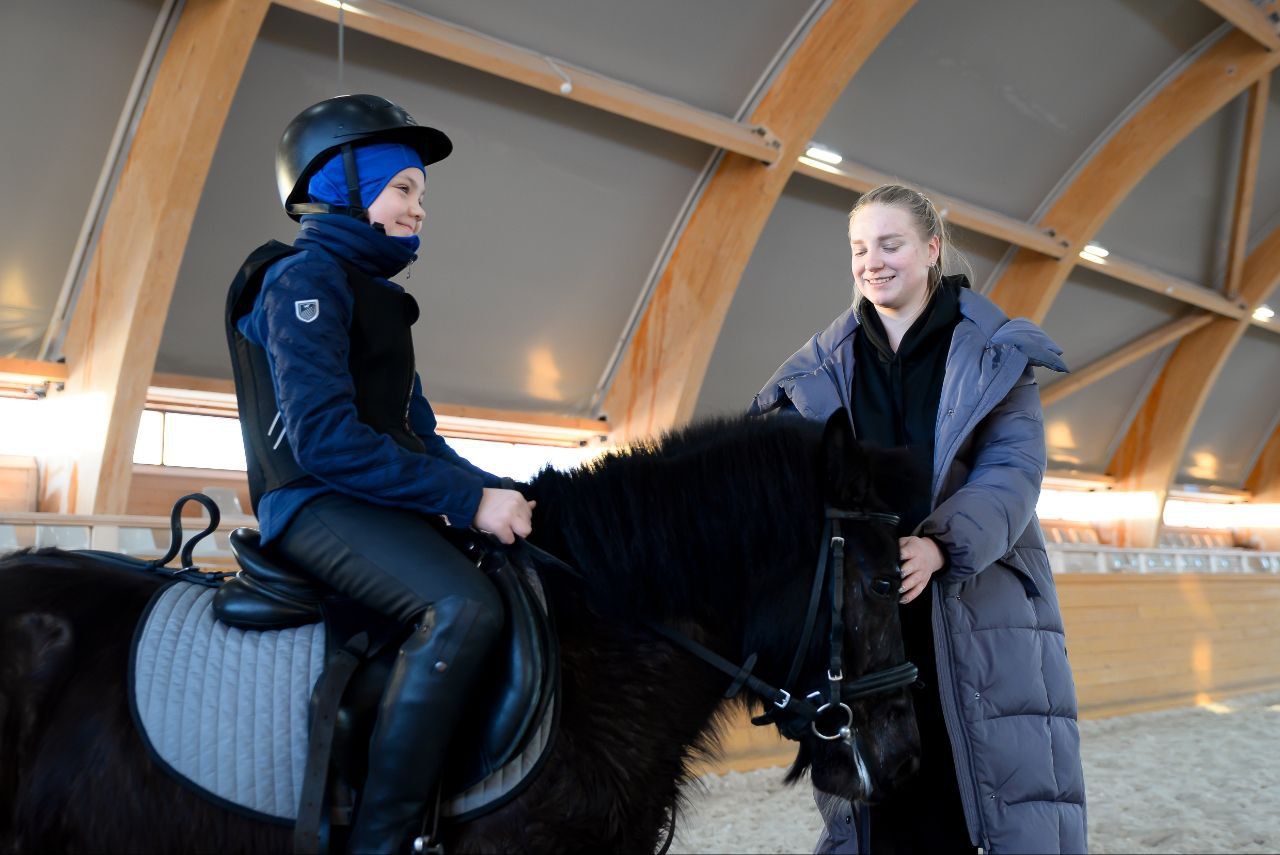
[646,505,919,743]
[526,505,920,855]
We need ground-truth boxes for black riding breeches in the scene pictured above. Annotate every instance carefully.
[869,584,977,854]
[275,492,504,630]
[276,493,505,852]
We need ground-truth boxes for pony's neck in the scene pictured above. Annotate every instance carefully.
[527,419,825,666]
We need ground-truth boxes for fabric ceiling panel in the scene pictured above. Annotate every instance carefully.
[1039,266,1185,377]
[696,175,853,420]
[1246,69,1280,253]
[401,0,816,116]
[695,173,1011,420]
[1035,269,1185,468]
[0,0,161,358]
[952,225,1007,295]
[1042,350,1170,472]
[158,6,710,414]
[1092,100,1241,289]
[814,0,1219,222]
[1178,329,1280,487]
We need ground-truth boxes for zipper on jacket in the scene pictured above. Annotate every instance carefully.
[403,374,414,433]
[932,589,988,848]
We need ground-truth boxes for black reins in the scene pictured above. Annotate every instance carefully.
[647,506,918,743]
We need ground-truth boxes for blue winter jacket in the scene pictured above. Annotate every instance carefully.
[237,215,500,542]
[751,287,1087,854]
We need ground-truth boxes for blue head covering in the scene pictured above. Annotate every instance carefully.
[307,141,425,211]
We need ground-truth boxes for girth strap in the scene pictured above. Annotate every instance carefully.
[294,632,370,855]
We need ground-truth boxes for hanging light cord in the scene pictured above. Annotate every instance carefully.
[337,2,345,93]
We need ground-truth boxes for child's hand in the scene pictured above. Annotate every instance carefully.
[475,488,536,544]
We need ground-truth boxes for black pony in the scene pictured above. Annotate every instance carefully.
[0,414,920,853]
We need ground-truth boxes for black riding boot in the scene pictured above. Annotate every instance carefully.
[347,595,500,855]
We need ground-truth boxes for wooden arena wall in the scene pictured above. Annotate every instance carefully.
[705,573,1280,774]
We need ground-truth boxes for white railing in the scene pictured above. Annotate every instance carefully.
[0,511,257,566]
[1048,544,1280,575]
[5,513,1280,576]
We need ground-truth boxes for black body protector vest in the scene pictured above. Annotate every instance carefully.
[225,240,426,515]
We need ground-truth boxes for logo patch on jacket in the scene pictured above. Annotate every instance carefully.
[294,299,320,323]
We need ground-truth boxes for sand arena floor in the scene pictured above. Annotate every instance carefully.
[670,690,1280,854]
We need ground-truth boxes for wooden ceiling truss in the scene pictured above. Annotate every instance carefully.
[51,0,1280,527]
[1107,225,1280,547]
[1038,312,1216,408]
[599,0,916,440]
[51,0,271,515]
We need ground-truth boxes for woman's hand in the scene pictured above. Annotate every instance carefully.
[897,536,945,604]
[474,488,536,544]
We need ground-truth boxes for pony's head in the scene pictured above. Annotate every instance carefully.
[525,411,922,805]
[783,412,922,804]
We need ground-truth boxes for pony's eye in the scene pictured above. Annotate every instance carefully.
[871,577,895,598]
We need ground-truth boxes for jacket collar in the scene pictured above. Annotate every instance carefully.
[294,214,418,281]
[957,289,1067,372]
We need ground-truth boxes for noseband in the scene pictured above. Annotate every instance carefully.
[647,506,918,743]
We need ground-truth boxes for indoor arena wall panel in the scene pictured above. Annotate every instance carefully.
[709,572,1280,771]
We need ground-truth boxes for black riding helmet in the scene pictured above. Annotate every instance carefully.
[277,94,452,221]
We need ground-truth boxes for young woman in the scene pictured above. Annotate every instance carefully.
[749,185,1086,854]
[226,94,535,853]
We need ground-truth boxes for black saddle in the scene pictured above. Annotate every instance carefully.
[212,527,557,804]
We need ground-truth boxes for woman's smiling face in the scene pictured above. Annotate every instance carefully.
[849,203,939,317]
[366,166,426,237]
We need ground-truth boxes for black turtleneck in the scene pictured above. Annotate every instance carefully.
[852,277,962,533]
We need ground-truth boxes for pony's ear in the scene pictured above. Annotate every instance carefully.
[822,409,870,505]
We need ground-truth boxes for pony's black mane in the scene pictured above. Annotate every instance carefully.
[528,415,829,631]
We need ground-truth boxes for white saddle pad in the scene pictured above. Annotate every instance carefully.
[131,580,555,824]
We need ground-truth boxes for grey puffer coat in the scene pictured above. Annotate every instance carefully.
[750,287,1087,854]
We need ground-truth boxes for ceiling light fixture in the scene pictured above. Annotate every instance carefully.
[316,0,369,15]
[1078,250,1108,265]
[797,156,843,175]
[1254,305,1275,322]
[1083,243,1110,258]
[804,146,842,165]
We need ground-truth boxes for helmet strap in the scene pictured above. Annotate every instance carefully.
[340,143,365,220]
[284,143,368,221]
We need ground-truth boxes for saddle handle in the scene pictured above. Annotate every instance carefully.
[148,493,222,571]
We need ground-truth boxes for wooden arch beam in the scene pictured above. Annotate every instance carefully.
[986,31,1280,324]
[49,0,270,515]
[1225,76,1271,298]
[1039,312,1215,408]
[276,0,780,162]
[1107,225,1280,547]
[1198,0,1280,51]
[601,0,915,441]
[1245,420,1280,503]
